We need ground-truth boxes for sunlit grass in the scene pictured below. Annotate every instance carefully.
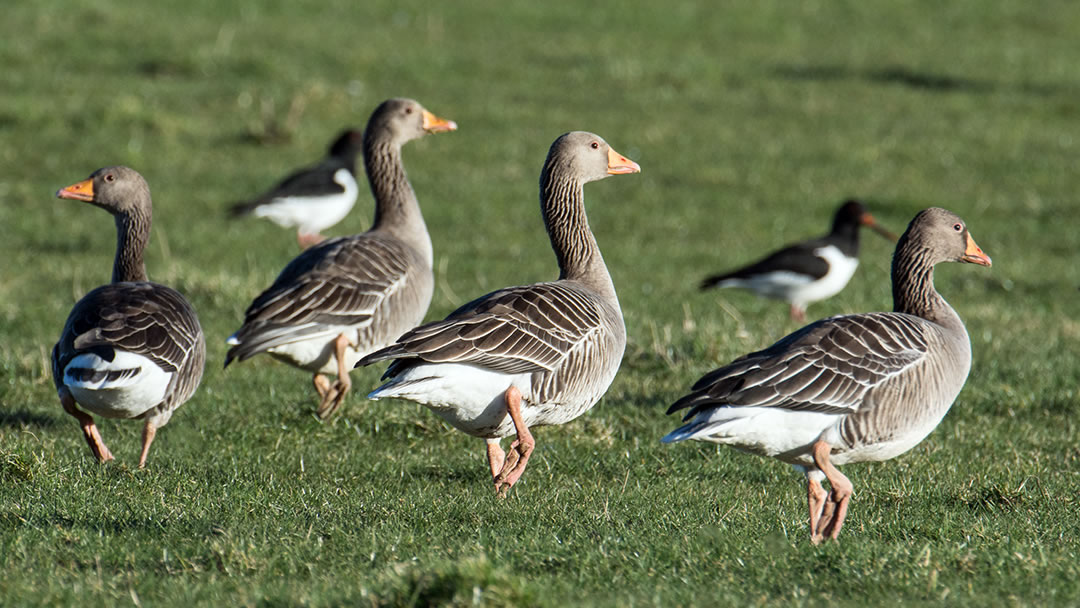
[1,0,1078,605]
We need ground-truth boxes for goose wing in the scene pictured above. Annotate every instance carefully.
[225,234,414,362]
[669,312,929,418]
[53,282,203,384]
[359,281,604,376]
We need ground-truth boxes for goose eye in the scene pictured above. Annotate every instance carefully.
[404,107,413,114]
[590,141,599,150]
[105,173,115,183]
[953,223,962,232]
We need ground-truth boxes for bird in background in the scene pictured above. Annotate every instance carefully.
[357,131,640,496]
[53,167,206,468]
[700,200,897,322]
[229,128,363,248]
[666,207,991,543]
[225,98,456,419]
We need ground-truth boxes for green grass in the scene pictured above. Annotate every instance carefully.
[2,0,1079,605]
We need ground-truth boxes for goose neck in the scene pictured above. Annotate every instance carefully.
[364,136,432,265]
[112,209,150,283]
[540,167,613,295]
[891,240,958,328]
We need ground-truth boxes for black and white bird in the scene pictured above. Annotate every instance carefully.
[230,129,363,248]
[53,167,206,468]
[666,207,991,543]
[225,99,456,419]
[700,200,896,321]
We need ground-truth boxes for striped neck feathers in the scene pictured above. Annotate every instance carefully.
[364,136,432,264]
[891,237,958,327]
[539,164,613,294]
[112,208,150,283]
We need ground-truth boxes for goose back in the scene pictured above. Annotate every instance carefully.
[225,233,433,366]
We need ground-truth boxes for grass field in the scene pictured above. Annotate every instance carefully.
[2,0,1079,605]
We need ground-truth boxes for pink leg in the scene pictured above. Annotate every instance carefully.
[811,439,853,541]
[790,303,807,323]
[59,388,113,463]
[138,419,157,469]
[807,475,828,545]
[486,440,505,488]
[297,232,326,249]
[493,386,534,496]
[313,373,332,399]
[316,334,353,419]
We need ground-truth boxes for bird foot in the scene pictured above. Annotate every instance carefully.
[316,380,349,419]
[494,437,533,497]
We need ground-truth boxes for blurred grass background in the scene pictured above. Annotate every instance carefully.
[1,0,1078,605]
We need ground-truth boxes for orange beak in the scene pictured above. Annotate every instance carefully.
[962,233,992,267]
[607,147,641,175]
[421,109,457,133]
[57,178,95,202]
[860,212,898,241]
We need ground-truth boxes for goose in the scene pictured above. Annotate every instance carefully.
[225,98,456,419]
[357,131,640,495]
[700,200,897,322]
[665,207,990,543]
[229,128,363,248]
[53,166,206,468]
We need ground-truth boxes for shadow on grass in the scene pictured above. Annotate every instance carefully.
[946,482,1026,514]
[773,63,1069,96]
[0,408,57,429]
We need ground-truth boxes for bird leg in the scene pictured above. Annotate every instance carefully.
[313,373,332,399]
[790,303,807,323]
[59,388,114,463]
[297,232,325,249]
[811,439,854,541]
[486,440,506,488]
[493,386,534,496]
[807,474,828,544]
[138,419,157,469]
[315,334,353,419]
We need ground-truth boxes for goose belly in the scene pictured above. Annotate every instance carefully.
[266,333,366,375]
[63,351,172,419]
[664,405,844,465]
[369,363,541,438]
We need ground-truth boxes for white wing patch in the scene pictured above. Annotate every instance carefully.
[64,351,172,419]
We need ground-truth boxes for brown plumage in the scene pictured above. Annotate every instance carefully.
[358,131,641,495]
[53,166,205,468]
[225,98,456,418]
[665,207,991,543]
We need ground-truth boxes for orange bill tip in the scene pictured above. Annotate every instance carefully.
[962,233,992,267]
[421,109,457,133]
[606,147,641,175]
[57,178,95,202]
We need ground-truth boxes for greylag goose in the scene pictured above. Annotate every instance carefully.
[53,166,206,468]
[701,200,897,322]
[225,98,456,419]
[229,129,363,248]
[357,131,640,495]
[665,207,990,543]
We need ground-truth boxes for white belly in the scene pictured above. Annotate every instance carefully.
[64,351,172,419]
[255,169,358,235]
[790,246,858,306]
[369,363,542,438]
[265,330,368,375]
[664,405,844,465]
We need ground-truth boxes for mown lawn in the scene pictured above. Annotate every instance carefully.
[1,0,1078,605]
